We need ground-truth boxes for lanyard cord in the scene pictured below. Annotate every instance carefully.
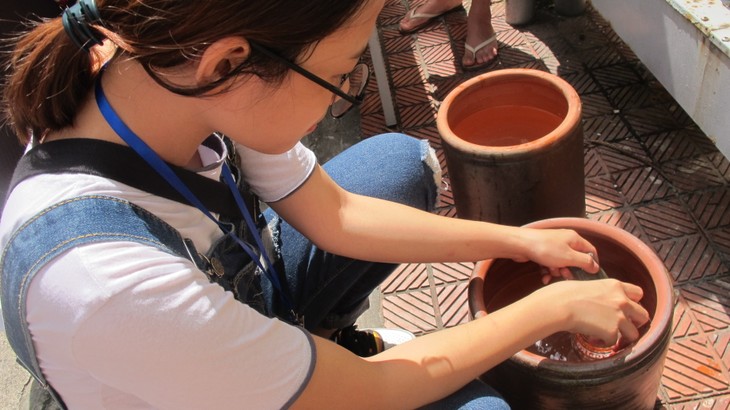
[93,78,296,318]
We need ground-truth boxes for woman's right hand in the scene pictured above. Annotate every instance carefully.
[533,278,651,344]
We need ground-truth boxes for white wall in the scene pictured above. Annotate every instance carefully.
[591,0,730,158]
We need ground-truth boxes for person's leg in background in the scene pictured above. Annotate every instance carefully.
[462,0,498,69]
[398,0,498,69]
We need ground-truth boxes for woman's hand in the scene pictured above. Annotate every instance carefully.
[533,278,650,344]
[511,228,600,284]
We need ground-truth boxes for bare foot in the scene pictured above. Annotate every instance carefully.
[462,0,498,68]
[399,0,463,33]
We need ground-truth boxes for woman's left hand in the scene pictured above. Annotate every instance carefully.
[510,228,600,284]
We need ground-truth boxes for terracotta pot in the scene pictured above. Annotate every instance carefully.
[437,68,585,226]
[468,217,674,409]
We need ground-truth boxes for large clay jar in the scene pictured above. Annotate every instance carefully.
[437,68,585,226]
[468,217,674,409]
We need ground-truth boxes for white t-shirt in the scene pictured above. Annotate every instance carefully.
[0,138,318,409]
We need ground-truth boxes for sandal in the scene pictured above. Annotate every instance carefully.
[399,3,461,34]
[463,33,498,70]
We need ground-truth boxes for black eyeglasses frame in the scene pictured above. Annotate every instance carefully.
[249,41,365,106]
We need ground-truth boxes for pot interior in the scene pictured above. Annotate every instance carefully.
[481,231,658,361]
[446,76,570,148]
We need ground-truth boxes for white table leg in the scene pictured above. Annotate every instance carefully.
[368,29,397,127]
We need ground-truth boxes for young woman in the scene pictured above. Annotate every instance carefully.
[0,0,649,408]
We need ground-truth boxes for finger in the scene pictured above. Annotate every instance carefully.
[586,252,601,274]
[626,299,651,328]
[569,232,598,257]
[618,298,650,343]
[540,267,552,285]
[618,318,640,343]
[576,251,599,273]
[592,329,620,346]
[622,282,645,302]
[558,266,572,279]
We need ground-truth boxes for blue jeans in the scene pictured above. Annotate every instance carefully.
[263,133,440,330]
[421,380,510,410]
[2,132,508,409]
[264,133,509,409]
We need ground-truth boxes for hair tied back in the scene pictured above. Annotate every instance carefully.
[62,0,104,52]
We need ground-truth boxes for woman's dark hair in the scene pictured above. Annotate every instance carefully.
[1,0,368,143]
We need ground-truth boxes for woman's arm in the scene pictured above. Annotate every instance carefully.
[292,278,649,409]
[269,164,599,273]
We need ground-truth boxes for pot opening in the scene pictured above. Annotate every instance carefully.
[480,233,658,363]
[446,77,570,148]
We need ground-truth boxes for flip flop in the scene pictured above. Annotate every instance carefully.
[399,4,461,34]
[463,33,498,70]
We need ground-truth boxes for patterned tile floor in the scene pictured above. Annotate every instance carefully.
[356,0,730,408]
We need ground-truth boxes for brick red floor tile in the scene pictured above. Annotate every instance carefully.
[372,0,730,404]
[708,152,730,183]
[652,235,727,284]
[584,147,609,177]
[679,280,730,334]
[624,104,690,137]
[579,91,616,118]
[684,187,730,230]
[661,155,728,193]
[430,261,474,285]
[590,63,644,90]
[393,82,435,107]
[642,128,718,164]
[614,166,674,205]
[707,226,730,260]
[633,198,699,241]
[583,114,634,142]
[584,175,625,213]
[661,336,730,402]
[381,262,430,293]
[709,331,730,372]
[383,288,440,335]
[434,282,471,328]
[666,396,730,409]
[593,138,651,174]
[672,295,703,339]
[588,208,650,244]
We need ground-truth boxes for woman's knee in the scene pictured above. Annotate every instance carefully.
[323,133,441,211]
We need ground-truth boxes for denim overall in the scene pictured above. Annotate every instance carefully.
[1,196,205,409]
[2,133,507,409]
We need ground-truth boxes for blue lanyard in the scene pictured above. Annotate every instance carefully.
[94,77,297,321]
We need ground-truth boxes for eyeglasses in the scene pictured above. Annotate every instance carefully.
[249,42,370,118]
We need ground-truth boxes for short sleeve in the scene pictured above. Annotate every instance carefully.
[235,142,317,202]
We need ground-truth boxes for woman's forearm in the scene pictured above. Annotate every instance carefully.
[327,192,525,263]
[296,283,570,409]
[271,165,598,271]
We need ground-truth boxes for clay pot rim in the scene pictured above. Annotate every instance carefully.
[436,68,582,156]
[469,217,673,373]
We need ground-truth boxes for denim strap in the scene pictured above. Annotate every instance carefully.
[1,195,198,409]
[94,76,297,320]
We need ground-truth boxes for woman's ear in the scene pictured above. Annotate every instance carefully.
[196,37,251,85]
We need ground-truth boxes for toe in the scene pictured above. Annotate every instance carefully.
[476,44,498,65]
[462,53,475,67]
